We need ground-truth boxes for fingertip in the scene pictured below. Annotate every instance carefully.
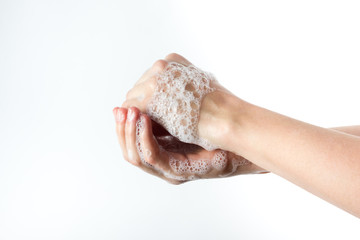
[114,107,127,123]
[126,107,140,123]
[113,106,119,114]
[113,106,120,116]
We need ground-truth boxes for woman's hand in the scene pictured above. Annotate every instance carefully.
[113,106,267,184]
[122,53,238,150]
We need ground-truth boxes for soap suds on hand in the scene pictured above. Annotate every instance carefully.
[146,62,217,151]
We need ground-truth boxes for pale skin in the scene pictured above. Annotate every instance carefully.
[114,53,360,217]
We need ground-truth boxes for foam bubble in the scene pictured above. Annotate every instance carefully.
[169,156,211,175]
[219,156,250,177]
[134,113,249,181]
[211,150,228,170]
[146,62,217,151]
[232,157,250,168]
[135,116,153,167]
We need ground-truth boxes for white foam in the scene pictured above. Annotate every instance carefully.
[232,157,249,168]
[135,116,153,167]
[211,151,228,170]
[168,150,229,178]
[134,113,249,181]
[146,62,217,151]
[169,156,211,175]
[219,156,250,177]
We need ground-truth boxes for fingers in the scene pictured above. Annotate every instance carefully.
[113,107,183,184]
[113,106,143,166]
[138,114,171,173]
[134,113,185,183]
[138,114,160,166]
[164,53,193,66]
[125,55,192,109]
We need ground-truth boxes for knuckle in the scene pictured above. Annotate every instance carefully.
[152,59,168,71]
[165,53,180,60]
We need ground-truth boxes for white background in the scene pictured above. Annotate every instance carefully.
[0,0,359,239]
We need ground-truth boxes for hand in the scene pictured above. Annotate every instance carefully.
[122,53,237,150]
[113,106,267,184]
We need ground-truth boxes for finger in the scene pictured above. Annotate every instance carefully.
[164,53,193,66]
[115,108,186,185]
[125,107,141,166]
[113,107,128,160]
[138,114,160,166]
[136,115,181,179]
[140,114,177,173]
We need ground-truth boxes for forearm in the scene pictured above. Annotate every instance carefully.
[231,125,360,177]
[216,97,360,217]
[331,126,360,136]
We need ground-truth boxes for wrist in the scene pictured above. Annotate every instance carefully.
[198,88,251,153]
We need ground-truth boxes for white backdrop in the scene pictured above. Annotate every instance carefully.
[0,0,359,239]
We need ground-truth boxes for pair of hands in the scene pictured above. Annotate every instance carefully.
[113,53,267,184]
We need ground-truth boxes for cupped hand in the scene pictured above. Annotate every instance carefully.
[113,106,267,184]
[122,53,235,150]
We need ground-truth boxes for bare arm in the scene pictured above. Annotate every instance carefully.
[199,92,360,217]
[332,126,360,136]
[119,53,360,217]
